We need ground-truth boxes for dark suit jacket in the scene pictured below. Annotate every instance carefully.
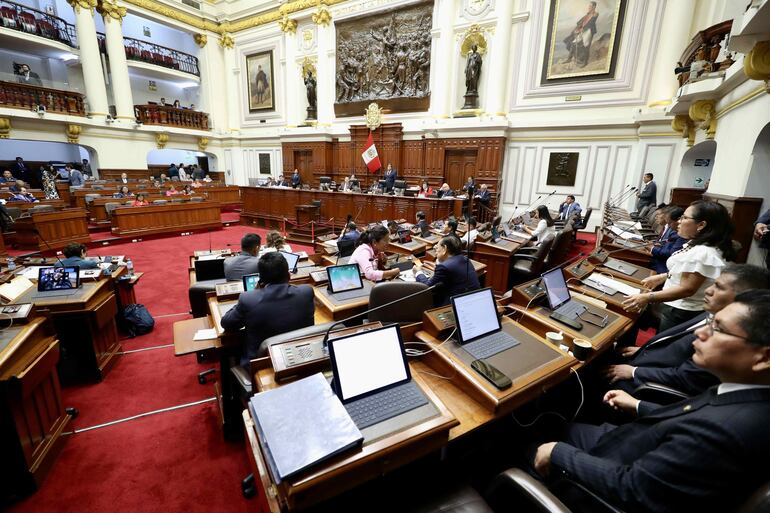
[221,283,315,366]
[551,387,770,513]
[415,254,480,306]
[291,174,301,187]
[650,229,686,273]
[615,312,718,395]
[10,163,30,181]
[384,169,397,190]
[637,181,657,208]
[55,256,99,270]
[475,189,491,205]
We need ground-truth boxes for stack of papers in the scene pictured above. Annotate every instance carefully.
[610,226,643,240]
[586,272,640,296]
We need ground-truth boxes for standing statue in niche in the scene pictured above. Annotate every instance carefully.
[304,71,317,120]
[463,44,483,109]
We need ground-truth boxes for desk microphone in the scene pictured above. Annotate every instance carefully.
[590,239,652,263]
[33,228,66,268]
[607,185,632,205]
[319,284,438,350]
[523,252,585,297]
[611,187,638,207]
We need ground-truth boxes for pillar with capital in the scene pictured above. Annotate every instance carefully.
[430,0,458,118]
[97,0,134,121]
[313,7,333,124]
[646,0,696,109]
[484,1,514,116]
[67,0,109,118]
[220,33,241,132]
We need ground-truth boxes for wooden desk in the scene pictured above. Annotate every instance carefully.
[12,208,90,251]
[89,195,201,222]
[111,201,222,237]
[388,239,427,256]
[313,282,373,321]
[0,318,69,501]
[15,279,121,383]
[199,185,242,206]
[471,238,523,293]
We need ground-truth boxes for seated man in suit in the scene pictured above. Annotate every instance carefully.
[55,243,100,269]
[224,233,261,281]
[533,289,770,513]
[221,251,315,366]
[474,183,491,206]
[650,205,686,273]
[413,211,430,235]
[557,194,582,221]
[412,235,480,306]
[339,221,361,243]
[0,170,14,183]
[436,183,454,198]
[8,179,25,192]
[603,263,770,397]
[8,186,37,202]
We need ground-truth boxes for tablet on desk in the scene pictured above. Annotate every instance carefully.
[37,266,80,296]
[279,251,300,273]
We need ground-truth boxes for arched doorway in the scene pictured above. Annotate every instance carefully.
[0,139,97,185]
[678,140,716,189]
[745,123,770,267]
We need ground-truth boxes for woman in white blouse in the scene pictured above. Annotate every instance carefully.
[260,230,292,254]
[523,205,557,245]
[623,201,735,332]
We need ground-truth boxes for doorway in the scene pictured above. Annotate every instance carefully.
[444,149,477,191]
[293,150,313,184]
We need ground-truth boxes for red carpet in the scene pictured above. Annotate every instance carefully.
[7,222,313,513]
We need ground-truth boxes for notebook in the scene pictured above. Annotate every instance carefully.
[451,287,521,360]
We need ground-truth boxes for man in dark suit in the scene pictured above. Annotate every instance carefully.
[650,205,686,273]
[10,157,31,183]
[223,233,261,281]
[384,163,397,192]
[413,211,430,236]
[557,195,582,221]
[474,184,491,206]
[221,251,315,367]
[55,243,100,270]
[413,235,480,306]
[275,174,289,187]
[635,172,657,212]
[533,290,770,513]
[603,264,770,396]
[291,169,301,188]
[753,208,770,269]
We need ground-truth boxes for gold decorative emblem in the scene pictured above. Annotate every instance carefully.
[0,117,10,139]
[460,24,488,56]
[278,15,298,34]
[197,137,209,151]
[311,4,331,27]
[97,0,126,22]
[365,102,383,131]
[67,0,97,14]
[219,33,234,49]
[194,33,208,48]
[156,132,169,149]
[689,99,717,139]
[65,124,82,144]
[743,40,770,92]
[671,114,695,146]
[301,57,316,79]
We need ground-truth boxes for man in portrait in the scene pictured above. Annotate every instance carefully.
[563,1,599,67]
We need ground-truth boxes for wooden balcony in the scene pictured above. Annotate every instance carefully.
[676,20,734,87]
[134,104,210,130]
[0,80,85,115]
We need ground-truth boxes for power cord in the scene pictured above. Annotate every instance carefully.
[0,311,13,331]
[511,368,584,428]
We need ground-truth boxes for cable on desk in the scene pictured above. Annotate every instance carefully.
[511,368,584,428]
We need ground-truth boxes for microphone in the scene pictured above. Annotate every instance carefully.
[612,187,638,207]
[590,238,652,263]
[320,284,439,349]
[523,252,585,298]
[538,190,557,207]
[607,185,632,205]
[33,228,66,268]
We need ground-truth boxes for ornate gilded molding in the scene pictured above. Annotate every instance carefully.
[278,14,298,34]
[67,0,98,14]
[460,24,488,56]
[156,132,169,149]
[688,99,717,139]
[671,114,695,146]
[66,124,82,144]
[311,4,332,27]
[97,0,127,22]
[743,40,770,91]
[301,57,316,78]
[198,137,209,151]
[194,33,208,48]
[219,33,234,49]
[0,118,10,139]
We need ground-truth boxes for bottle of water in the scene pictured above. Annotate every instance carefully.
[6,257,15,271]
[126,257,134,276]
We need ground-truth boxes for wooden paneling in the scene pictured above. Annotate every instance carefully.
[13,208,90,251]
[110,201,222,237]
[704,193,763,263]
[100,169,153,181]
[669,187,704,208]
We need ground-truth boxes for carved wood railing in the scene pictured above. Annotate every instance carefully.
[0,0,77,47]
[134,104,210,130]
[0,80,85,115]
[676,20,734,86]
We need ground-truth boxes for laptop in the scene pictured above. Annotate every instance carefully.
[194,257,226,282]
[328,324,432,431]
[37,266,80,296]
[397,229,412,244]
[450,287,521,360]
[242,273,260,292]
[541,268,586,319]
[388,254,414,272]
[326,264,369,300]
[279,251,300,274]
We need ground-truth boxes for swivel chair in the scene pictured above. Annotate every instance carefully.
[367,282,432,323]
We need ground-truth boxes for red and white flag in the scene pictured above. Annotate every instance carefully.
[361,132,381,173]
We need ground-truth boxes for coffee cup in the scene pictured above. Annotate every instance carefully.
[545,331,563,346]
[572,338,593,361]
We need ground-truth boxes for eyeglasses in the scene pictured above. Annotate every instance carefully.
[679,215,695,221]
[705,317,749,341]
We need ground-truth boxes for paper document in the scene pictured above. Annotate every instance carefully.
[18,266,46,280]
[614,220,642,230]
[587,272,640,296]
[193,328,218,341]
[610,226,642,240]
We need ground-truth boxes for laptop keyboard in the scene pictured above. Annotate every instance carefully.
[555,300,586,319]
[332,288,369,301]
[463,331,521,360]
[345,381,428,430]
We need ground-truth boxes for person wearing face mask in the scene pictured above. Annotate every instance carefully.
[412,235,480,307]
[348,225,400,282]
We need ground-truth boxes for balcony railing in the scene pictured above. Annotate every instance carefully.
[675,20,734,87]
[0,0,76,47]
[97,34,200,77]
[0,80,85,115]
[134,104,209,130]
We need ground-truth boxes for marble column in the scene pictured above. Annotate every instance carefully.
[97,0,134,121]
[316,22,334,124]
[220,33,241,132]
[484,0,514,116]
[430,0,459,118]
[68,0,109,118]
[282,25,301,126]
[646,0,697,108]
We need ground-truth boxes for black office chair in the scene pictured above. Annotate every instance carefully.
[508,235,555,287]
[543,225,573,268]
[367,282,432,323]
[572,208,593,244]
[337,238,356,258]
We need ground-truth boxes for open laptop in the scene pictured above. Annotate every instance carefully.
[328,324,433,431]
[194,257,226,282]
[450,287,521,360]
[242,273,260,292]
[326,264,369,300]
[279,251,300,274]
[37,266,80,296]
[541,267,587,319]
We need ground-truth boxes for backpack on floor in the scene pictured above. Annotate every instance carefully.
[122,304,155,337]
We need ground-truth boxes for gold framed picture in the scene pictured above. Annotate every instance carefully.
[246,51,275,112]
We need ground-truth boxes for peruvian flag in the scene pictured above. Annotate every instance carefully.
[361,132,381,173]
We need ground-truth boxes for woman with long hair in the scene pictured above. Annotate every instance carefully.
[40,165,59,199]
[131,193,149,207]
[623,200,734,332]
[523,205,556,245]
[261,230,292,253]
[349,225,399,281]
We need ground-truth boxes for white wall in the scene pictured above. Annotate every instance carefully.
[678,140,715,188]
[122,14,198,56]
[128,73,200,106]
[147,149,208,166]
[745,123,770,267]
[0,139,87,163]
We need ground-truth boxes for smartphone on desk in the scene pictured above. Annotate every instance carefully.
[471,359,512,390]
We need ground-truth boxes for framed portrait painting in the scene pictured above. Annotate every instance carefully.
[541,0,627,85]
[246,51,275,112]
